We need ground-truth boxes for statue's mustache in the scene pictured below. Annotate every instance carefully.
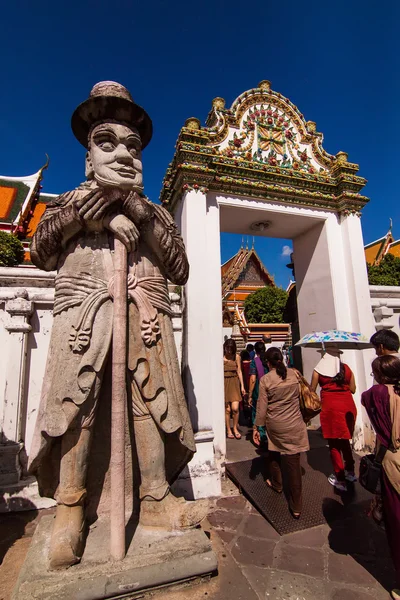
[94,172,144,192]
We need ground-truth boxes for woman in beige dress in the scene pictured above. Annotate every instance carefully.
[253,347,309,518]
[224,339,245,439]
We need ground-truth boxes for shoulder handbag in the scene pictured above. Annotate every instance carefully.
[294,370,322,423]
[359,444,387,495]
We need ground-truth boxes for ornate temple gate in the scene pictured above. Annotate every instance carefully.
[161,80,375,499]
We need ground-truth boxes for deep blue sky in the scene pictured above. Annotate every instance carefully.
[0,1,398,287]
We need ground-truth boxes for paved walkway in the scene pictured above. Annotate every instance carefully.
[0,429,396,600]
[158,429,396,600]
[155,485,394,600]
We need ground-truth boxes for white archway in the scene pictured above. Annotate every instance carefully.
[162,81,375,499]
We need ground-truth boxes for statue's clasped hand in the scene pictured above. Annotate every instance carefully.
[75,188,122,222]
[104,214,139,252]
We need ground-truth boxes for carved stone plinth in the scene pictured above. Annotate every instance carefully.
[13,515,217,600]
[0,442,22,485]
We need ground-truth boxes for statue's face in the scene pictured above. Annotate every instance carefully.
[88,122,143,190]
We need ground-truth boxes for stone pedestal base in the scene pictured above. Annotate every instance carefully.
[13,515,217,600]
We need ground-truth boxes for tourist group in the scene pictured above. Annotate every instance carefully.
[223,329,400,599]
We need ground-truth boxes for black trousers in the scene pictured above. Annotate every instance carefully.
[268,451,302,513]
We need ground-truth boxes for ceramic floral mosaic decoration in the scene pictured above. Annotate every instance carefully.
[220,103,318,173]
[160,80,369,217]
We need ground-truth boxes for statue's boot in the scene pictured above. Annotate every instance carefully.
[49,504,85,569]
[49,426,90,569]
[134,415,209,530]
[140,492,209,530]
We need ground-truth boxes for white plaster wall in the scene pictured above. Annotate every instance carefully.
[175,189,224,498]
[179,190,213,432]
[205,195,226,469]
[339,215,377,448]
[0,305,8,435]
[23,303,53,454]
[294,214,376,450]
[292,218,337,383]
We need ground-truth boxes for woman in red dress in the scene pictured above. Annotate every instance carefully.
[311,348,357,491]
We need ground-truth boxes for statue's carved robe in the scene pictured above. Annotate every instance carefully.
[28,183,195,499]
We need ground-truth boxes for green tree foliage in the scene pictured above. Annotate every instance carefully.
[367,253,400,286]
[244,286,289,323]
[0,231,25,267]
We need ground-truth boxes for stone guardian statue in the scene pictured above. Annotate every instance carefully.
[28,81,201,569]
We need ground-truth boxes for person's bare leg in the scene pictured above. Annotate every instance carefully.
[231,401,241,438]
[225,404,233,437]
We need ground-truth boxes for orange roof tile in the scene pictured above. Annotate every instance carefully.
[221,254,238,277]
[364,231,394,265]
[0,186,17,219]
[388,240,400,259]
[26,203,47,238]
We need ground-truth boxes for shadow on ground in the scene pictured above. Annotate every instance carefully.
[0,508,38,565]
[324,497,396,591]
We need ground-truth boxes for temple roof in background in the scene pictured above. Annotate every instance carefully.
[0,163,57,261]
[221,246,274,296]
[364,224,400,265]
[0,171,42,230]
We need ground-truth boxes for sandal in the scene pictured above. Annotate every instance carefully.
[289,508,301,520]
[226,432,234,439]
[266,479,283,494]
[234,432,242,440]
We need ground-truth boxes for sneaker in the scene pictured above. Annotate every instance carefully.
[328,473,347,492]
[345,470,358,483]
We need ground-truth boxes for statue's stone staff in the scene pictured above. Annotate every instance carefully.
[110,235,128,560]
[28,81,204,569]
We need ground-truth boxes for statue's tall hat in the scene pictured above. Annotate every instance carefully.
[71,81,153,149]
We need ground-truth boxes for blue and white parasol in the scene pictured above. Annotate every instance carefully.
[295,330,372,350]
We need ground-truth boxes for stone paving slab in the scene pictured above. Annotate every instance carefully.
[282,523,328,547]
[273,543,325,578]
[231,535,276,568]
[262,570,328,600]
[242,513,281,540]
